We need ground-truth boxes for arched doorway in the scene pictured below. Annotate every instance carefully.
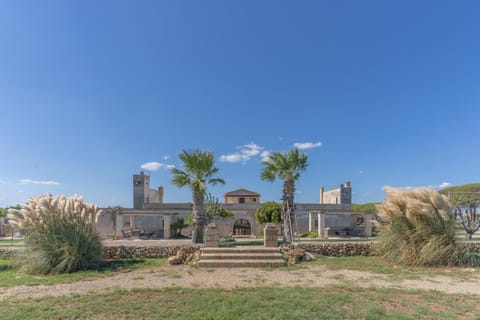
[233,218,251,236]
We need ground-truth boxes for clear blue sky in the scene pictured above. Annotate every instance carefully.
[1,0,479,208]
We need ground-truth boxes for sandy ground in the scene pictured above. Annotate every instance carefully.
[1,262,480,301]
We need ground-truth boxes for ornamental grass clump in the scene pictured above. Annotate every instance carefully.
[376,187,478,267]
[7,194,103,274]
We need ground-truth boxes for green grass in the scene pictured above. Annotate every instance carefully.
[306,256,480,281]
[0,239,24,247]
[1,286,479,319]
[0,258,166,287]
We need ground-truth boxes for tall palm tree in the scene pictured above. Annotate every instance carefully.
[170,150,225,244]
[260,148,308,243]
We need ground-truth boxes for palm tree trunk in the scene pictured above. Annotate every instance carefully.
[192,192,205,244]
[282,179,296,243]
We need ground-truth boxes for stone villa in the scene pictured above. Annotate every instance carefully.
[96,172,373,239]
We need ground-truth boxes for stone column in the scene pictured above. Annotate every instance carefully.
[130,215,137,229]
[164,215,172,239]
[116,214,124,238]
[317,213,326,238]
[308,212,315,232]
[364,213,373,237]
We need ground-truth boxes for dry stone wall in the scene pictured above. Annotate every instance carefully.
[103,244,201,259]
[0,248,21,259]
[1,241,479,260]
[290,241,375,256]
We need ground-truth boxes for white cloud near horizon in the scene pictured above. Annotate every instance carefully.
[390,181,452,191]
[293,141,322,150]
[140,162,175,171]
[220,143,266,163]
[438,182,452,189]
[19,179,61,185]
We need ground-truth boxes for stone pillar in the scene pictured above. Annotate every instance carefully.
[116,214,124,238]
[164,215,172,239]
[205,223,219,247]
[317,213,326,238]
[364,213,373,237]
[130,215,137,229]
[308,213,315,232]
[264,223,279,247]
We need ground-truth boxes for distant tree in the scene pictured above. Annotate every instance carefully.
[455,203,480,240]
[351,203,379,215]
[260,148,308,243]
[439,183,480,206]
[255,201,282,224]
[439,183,480,239]
[170,150,225,244]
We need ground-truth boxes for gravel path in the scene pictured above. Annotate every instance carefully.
[1,263,480,301]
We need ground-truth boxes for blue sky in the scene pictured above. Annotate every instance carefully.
[1,0,479,208]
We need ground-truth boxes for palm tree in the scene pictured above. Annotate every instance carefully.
[260,148,308,243]
[170,150,225,244]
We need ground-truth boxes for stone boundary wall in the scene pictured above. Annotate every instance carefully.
[292,241,375,256]
[464,242,480,252]
[103,245,202,259]
[2,241,480,260]
[0,248,21,259]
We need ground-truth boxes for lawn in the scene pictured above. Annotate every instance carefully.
[0,258,166,287]
[0,239,24,247]
[0,286,478,319]
[305,255,480,281]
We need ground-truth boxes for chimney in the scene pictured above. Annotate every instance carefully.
[320,186,324,204]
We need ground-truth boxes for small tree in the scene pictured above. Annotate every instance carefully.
[172,218,189,237]
[256,201,282,224]
[455,203,480,240]
[260,148,308,243]
[170,150,224,244]
[204,193,233,223]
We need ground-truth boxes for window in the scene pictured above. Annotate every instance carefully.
[252,198,257,202]
[239,198,245,204]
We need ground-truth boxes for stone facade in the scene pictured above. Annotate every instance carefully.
[224,189,260,204]
[97,173,371,239]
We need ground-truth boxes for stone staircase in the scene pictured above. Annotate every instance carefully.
[198,246,286,268]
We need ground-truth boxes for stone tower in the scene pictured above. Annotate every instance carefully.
[133,171,150,209]
[340,180,352,208]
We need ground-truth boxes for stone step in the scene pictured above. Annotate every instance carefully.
[198,246,286,268]
[197,259,286,268]
[201,247,280,254]
[200,252,283,260]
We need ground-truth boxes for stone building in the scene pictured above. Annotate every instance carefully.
[95,172,372,239]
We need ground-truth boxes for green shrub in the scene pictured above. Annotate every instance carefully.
[8,194,103,274]
[255,201,281,224]
[376,187,477,267]
[300,232,318,238]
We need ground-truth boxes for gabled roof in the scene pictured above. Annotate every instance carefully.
[224,188,260,197]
